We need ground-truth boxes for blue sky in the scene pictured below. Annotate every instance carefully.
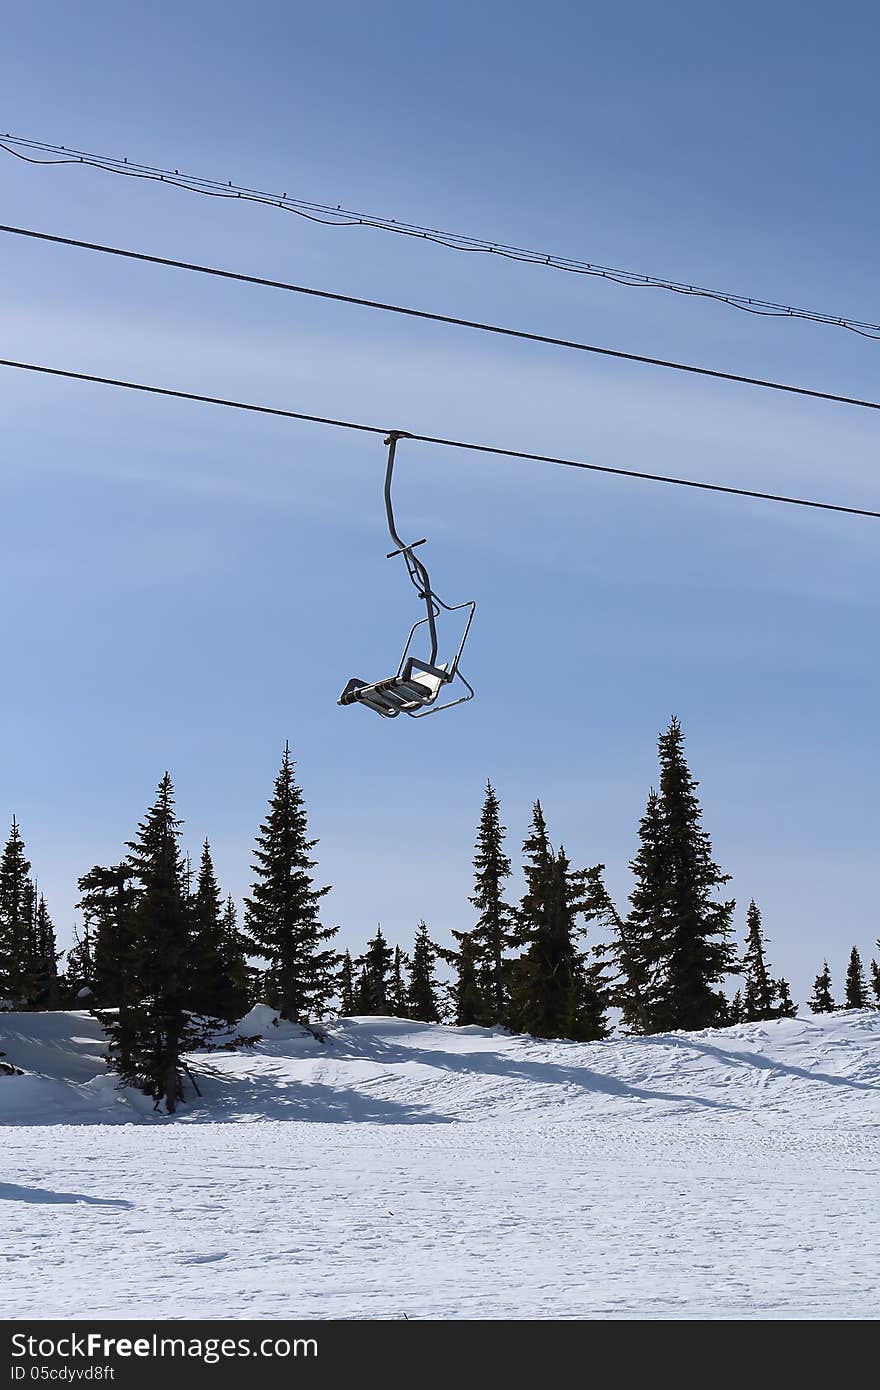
[1,2,878,1004]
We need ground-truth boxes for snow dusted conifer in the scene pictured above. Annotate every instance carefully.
[870,954,880,1007]
[407,922,441,1023]
[742,900,776,1022]
[809,961,835,1014]
[244,745,336,1022]
[469,781,515,1025]
[729,988,744,1024]
[844,946,869,1009]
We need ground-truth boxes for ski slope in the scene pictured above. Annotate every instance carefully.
[1,1007,878,1319]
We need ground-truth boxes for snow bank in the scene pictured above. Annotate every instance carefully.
[1,1005,877,1130]
[235,1003,317,1040]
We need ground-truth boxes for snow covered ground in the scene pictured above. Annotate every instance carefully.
[1,1008,877,1319]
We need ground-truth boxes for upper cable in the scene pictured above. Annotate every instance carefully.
[3,131,879,341]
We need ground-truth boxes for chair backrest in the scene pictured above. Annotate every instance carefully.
[408,662,448,701]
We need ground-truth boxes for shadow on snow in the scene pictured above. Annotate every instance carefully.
[0,1182,132,1208]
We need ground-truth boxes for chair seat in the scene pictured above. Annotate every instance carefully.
[339,665,449,717]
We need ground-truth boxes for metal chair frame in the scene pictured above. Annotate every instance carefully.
[338,432,476,719]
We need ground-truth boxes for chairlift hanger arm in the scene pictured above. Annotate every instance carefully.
[383,431,439,667]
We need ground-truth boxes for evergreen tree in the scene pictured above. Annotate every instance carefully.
[62,924,95,1004]
[570,940,612,1042]
[244,745,336,1022]
[0,819,34,1004]
[104,774,197,1113]
[774,978,798,1018]
[338,949,355,1015]
[77,864,138,1009]
[844,946,869,1009]
[510,806,608,1040]
[655,718,736,1031]
[742,900,776,1022]
[30,895,61,1008]
[582,864,650,1035]
[188,840,222,1013]
[619,790,670,1033]
[188,841,246,1021]
[389,946,408,1017]
[809,961,835,1014]
[450,930,483,1026]
[870,956,880,1008]
[354,927,394,1014]
[728,988,744,1024]
[407,922,441,1023]
[220,896,251,1019]
[469,782,515,1025]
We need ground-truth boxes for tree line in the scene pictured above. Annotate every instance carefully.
[1,719,878,1112]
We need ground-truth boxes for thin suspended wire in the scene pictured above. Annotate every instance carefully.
[3,130,878,339]
[3,222,879,415]
[1,355,878,520]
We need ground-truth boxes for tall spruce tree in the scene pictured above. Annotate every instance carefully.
[870,955,880,1007]
[354,927,394,1014]
[112,773,197,1113]
[77,864,139,1009]
[655,718,736,1031]
[809,961,835,1014]
[619,790,670,1033]
[742,900,776,1022]
[188,841,246,1021]
[0,819,34,1004]
[219,896,251,1019]
[244,745,336,1022]
[389,946,408,1017]
[509,802,555,1035]
[449,931,483,1026]
[469,782,515,1025]
[407,922,441,1023]
[556,849,610,1041]
[338,949,355,1015]
[844,946,869,1009]
[510,805,608,1040]
[30,895,60,1008]
[582,864,650,1035]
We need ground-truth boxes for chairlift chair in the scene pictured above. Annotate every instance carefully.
[338,433,476,718]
